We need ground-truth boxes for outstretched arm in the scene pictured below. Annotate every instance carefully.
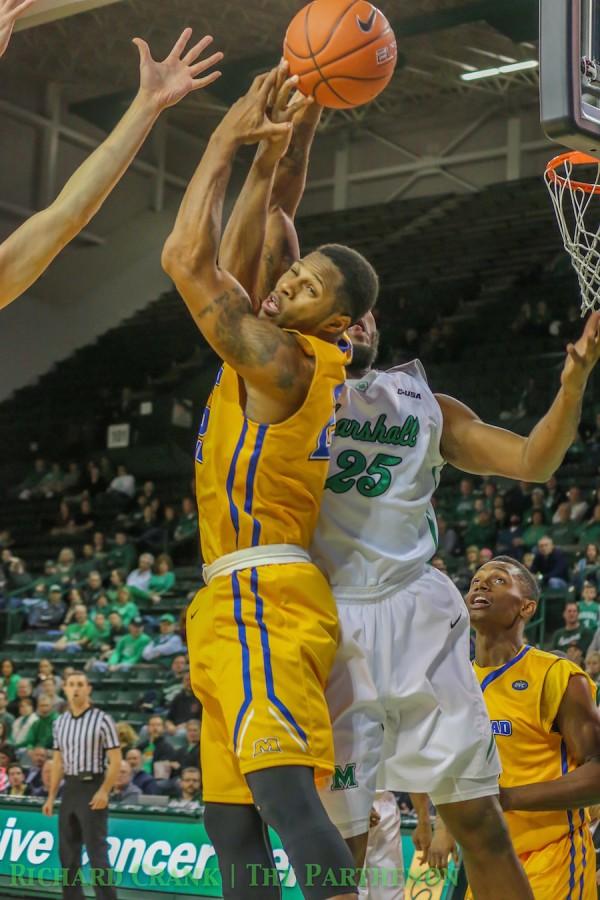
[0,29,222,310]
[219,63,311,308]
[0,0,38,58]
[501,675,600,811]
[162,70,313,400]
[438,312,600,482]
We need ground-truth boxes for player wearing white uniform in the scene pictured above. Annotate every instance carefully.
[218,82,600,900]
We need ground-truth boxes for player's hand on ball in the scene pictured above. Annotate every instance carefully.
[133,28,223,112]
[218,67,293,147]
[561,311,600,395]
[0,0,38,58]
[258,60,313,166]
[42,798,53,817]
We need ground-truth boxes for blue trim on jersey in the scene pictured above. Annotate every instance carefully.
[251,567,307,744]
[232,571,252,751]
[562,739,577,900]
[578,807,587,900]
[480,645,532,694]
[244,425,268,547]
[226,420,249,547]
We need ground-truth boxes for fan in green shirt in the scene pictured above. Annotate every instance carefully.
[88,613,112,649]
[107,532,137,574]
[521,510,548,549]
[0,660,21,703]
[23,696,58,749]
[112,587,140,626]
[551,601,593,655]
[579,583,600,631]
[577,505,600,546]
[129,555,176,605]
[108,619,151,669]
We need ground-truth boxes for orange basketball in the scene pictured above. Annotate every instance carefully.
[283,0,397,109]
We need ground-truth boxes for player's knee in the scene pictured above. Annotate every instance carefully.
[440,797,512,855]
[247,766,328,834]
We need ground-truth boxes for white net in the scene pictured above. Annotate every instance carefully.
[545,153,600,314]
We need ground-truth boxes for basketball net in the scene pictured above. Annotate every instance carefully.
[545,150,600,314]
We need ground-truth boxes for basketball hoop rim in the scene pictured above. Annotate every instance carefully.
[545,150,600,194]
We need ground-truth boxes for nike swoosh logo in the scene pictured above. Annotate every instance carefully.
[357,7,377,32]
[450,613,462,629]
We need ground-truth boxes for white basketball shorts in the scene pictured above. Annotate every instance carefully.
[319,566,500,839]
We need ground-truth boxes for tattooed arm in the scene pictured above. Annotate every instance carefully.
[162,70,313,406]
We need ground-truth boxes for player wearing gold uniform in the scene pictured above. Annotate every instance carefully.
[466,556,600,900]
[163,68,378,900]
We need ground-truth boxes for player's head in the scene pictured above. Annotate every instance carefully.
[259,243,379,338]
[466,555,541,639]
[347,310,380,375]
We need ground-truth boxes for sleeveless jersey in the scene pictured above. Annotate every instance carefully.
[311,361,444,593]
[195,332,351,565]
[473,645,596,855]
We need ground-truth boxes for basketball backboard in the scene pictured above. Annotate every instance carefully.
[540,0,600,158]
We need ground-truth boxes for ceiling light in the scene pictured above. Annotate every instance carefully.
[461,60,539,81]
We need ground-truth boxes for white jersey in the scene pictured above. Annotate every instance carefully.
[311,361,444,595]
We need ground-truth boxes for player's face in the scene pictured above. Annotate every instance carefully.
[347,310,379,371]
[466,563,531,631]
[259,252,346,333]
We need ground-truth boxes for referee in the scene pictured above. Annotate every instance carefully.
[43,670,121,900]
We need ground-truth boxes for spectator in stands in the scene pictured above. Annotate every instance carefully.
[50,503,76,536]
[173,497,198,545]
[16,458,47,500]
[550,502,580,546]
[2,764,30,797]
[521,510,548,550]
[552,601,593,655]
[126,553,154,593]
[74,544,98,581]
[107,464,136,504]
[523,488,548,524]
[142,614,185,663]
[566,643,585,667]
[579,583,600,632]
[72,497,95,534]
[453,478,476,523]
[168,767,202,810]
[430,556,447,574]
[107,531,136,574]
[112,587,139,627]
[574,543,600,593]
[522,551,536,573]
[91,531,108,571]
[25,749,49,791]
[454,546,480,592]
[62,462,82,497]
[36,463,65,499]
[544,476,565,515]
[139,504,179,556]
[479,548,493,566]
[7,679,33,717]
[38,678,64,713]
[585,651,600,690]
[111,760,142,804]
[496,514,525,560]
[504,481,531,519]
[88,612,111,651]
[55,548,76,587]
[116,722,138,757]
[62,588,85,627]
[93,617,150,673]
[81,461,107,498]
[33,659,62,698]
[578,505,600,546]
[106,569,126,604]
[532,535,570,589]
[137,715,175,777]
[106,611,126,642]
[162,655,189,705]
[30,758,60,799]
[464,509,496,549]
[167,671,201,729]
[23,696,58,749]
[436,515,458,558]
[36,604,95,655]
[135,554,176,605]
[12,698,37,747]
[172,719,201,772]
[0,692,14,742]
[5,557,33,594]
[125,748,159,795]
[0,659,20,704]
[80,570,105,607]
[0,722,10,749]
[565,485,589,523]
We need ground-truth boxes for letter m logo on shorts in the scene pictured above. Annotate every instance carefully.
[331,763,358,791]
[253,737,282,757]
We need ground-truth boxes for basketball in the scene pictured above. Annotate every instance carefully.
[283,0,397,109]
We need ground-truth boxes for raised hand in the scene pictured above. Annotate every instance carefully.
[258,60,313,166]
[133,28,223,112]
[561,310,600,395]
[216,67,294,147]
[0,0,38,58]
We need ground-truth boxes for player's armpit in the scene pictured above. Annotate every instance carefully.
[171,265,313,399]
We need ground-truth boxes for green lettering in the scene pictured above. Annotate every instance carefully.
[331,763,358,791]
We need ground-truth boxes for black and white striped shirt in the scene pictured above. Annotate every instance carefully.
[53,706,120,775]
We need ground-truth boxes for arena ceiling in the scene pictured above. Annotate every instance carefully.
[4,0,541,138]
